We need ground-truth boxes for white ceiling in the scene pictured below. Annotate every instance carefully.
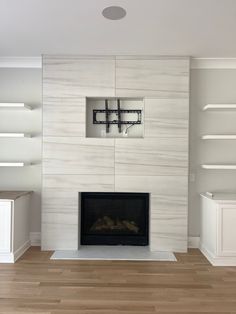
[1,0,236,57]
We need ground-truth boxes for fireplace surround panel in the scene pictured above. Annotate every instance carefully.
[42,56,189,252]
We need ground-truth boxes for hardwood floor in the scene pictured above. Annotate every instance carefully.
[0,247,236,313]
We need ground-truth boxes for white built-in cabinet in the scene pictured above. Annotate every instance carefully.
[0,192,32,263]
[200,193,236,266]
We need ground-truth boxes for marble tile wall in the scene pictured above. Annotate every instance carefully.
[43,137,114,175]
[115,58,189,98]
[42,56,189,252]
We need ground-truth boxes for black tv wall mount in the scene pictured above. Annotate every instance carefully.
[93,99,142,133]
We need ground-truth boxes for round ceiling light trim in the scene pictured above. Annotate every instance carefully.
[102,6,126,20]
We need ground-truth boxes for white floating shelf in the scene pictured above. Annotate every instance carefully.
[0,133,31,138]
[0,103,32,110]
[201,135,236,140]
[202,164,236,170]
[0,162,30,167]
[203,104,236,111]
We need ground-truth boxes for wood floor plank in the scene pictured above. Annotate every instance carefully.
[0,247,236,313]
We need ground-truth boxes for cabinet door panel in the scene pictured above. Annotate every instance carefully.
[218,205,236,256]
[0,201,12,253]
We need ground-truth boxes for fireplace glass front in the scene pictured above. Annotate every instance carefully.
[80,192,149,246]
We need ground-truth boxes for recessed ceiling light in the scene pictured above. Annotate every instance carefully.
[102,6,126,20]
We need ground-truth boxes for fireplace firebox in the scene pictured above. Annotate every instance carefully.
[80,192,149,246]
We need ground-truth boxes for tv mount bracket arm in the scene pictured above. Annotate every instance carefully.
[93,99,142,133]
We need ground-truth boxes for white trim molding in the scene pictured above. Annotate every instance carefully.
[14,240,31,262]
[0,57,42,68]
[1,56,236,70]
[30,232,41,246]
[191,58,236,69]
[200,243,236,266]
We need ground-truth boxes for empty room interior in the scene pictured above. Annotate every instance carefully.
[1,0,236,313]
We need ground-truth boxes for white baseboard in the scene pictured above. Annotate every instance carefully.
[30,232,41,246]
[14,240,31,262]
[188,236,200,248]
[200,243,236,266]
[0,240,30,263]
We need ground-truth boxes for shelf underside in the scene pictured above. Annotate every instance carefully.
[0,103,32,110]
[202,164,236,170]
[0,133,31,138]
[202,135,236,140]
[203,104,236,111]
[0,162,30,167]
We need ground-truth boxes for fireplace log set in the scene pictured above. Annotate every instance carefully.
[90,215,139,233]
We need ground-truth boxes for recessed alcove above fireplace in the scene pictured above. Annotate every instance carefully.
[80,192,149,246]
[86,97,144,138]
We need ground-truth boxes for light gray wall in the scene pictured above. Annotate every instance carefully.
[189,69,236,236]
[0,68,42,232]
[1,67,235,239]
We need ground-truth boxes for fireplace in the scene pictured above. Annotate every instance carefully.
[80,192,149,246]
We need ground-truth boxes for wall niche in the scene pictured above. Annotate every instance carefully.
[86,97,144,138]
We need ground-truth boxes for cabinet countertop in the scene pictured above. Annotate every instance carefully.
[0,191,33,201]
[201,192,236,203]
